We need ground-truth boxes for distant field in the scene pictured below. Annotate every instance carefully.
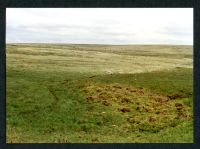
[7,44,192,74]
[6,44,193,143]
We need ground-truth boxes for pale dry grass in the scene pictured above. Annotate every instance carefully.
[6,44,193,74]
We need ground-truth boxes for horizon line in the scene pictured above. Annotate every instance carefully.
[6,42,193,46]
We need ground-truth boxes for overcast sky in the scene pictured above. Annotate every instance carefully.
[6,8,193,45]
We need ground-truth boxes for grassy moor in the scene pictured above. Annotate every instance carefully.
[6,44,193,143]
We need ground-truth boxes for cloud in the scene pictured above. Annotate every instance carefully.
[6,8,193,45]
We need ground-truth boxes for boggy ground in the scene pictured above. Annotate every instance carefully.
[81,83,192,133]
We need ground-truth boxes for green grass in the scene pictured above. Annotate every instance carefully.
[6,44,193,143]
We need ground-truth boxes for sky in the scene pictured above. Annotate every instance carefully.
[6,8,193,45]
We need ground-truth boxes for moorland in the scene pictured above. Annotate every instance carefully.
[6,44,193,143]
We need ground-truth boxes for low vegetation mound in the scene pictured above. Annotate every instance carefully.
[82,83,192,133]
